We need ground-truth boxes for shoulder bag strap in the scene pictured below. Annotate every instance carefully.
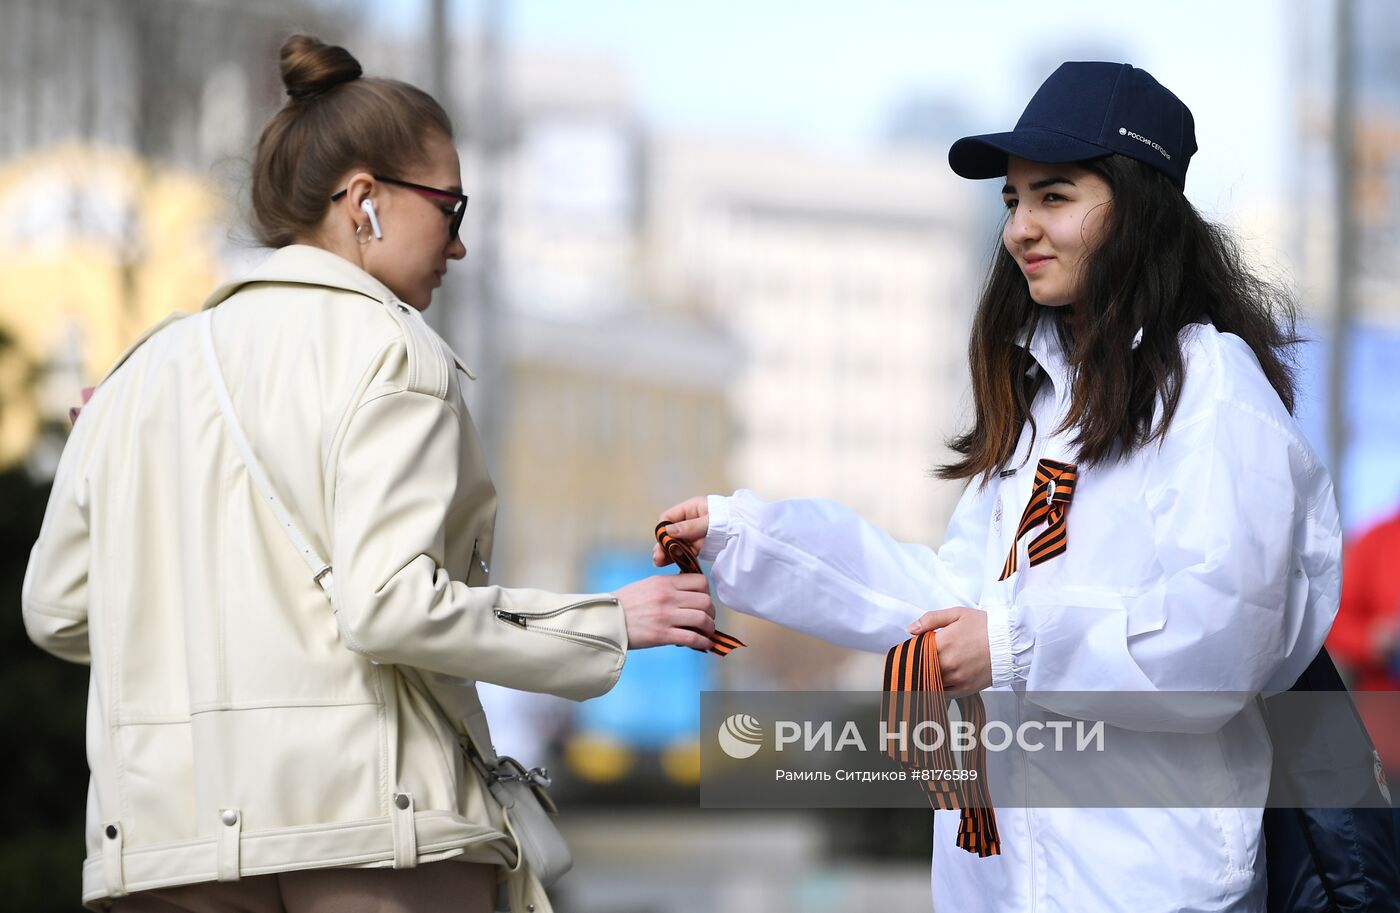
[199,310,334,594]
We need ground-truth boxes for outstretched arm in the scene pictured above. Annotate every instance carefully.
[657,484,993,656]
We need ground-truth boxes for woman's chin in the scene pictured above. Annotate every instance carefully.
[1028,289,1074,309]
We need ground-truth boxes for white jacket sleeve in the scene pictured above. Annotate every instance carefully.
[700,483,993,653]
[22,419,93,665]
[989,400,1341,728]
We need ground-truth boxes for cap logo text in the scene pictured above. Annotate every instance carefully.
[1118,126,1172,161]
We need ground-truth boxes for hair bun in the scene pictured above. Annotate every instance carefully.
[280,34,362,102]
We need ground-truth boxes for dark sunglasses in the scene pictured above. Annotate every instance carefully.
[331,175,469,242]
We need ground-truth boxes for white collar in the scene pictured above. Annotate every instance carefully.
[1014,317,1145,380]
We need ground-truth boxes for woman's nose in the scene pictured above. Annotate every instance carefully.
[1005,206,1042,245]
[446,236,467,260]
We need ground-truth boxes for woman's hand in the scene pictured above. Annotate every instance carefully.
[906,607,992,692]
[614,573,716,651]
[652,496,710,566]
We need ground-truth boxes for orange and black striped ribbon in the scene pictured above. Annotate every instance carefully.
[881,631,1000,857]
[998,458,1078,581]
[655,522,745,657]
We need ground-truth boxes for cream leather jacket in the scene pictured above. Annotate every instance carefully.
[22,245,628,910]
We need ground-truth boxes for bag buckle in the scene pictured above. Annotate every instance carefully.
[472,753,560,816]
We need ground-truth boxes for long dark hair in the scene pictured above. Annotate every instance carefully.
[939,154,1300,483]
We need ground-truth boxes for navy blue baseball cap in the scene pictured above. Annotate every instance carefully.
[949,62,1197,190]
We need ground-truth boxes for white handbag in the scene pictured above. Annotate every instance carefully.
[198,310,573,888]
[460,714,573,887]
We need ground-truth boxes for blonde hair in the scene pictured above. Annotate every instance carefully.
[250,34,454,247]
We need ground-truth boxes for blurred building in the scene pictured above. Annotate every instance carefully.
[369,33,985,576]
[645,136,981,550]
[0,0,334,472]
[497,52,645,319]
[495,308,735,593]
[1292,0,1400,325]
[461,50,735,597]
[1289,0,1400,531]
[487,307,737,781]
[626,137,986,698]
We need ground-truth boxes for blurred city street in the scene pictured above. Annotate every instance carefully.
[2,1,1399,910]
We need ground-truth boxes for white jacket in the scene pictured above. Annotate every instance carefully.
[22,245,629,910]
[699,321,1341,913]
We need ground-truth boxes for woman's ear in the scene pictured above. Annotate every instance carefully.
[337,171,377,214]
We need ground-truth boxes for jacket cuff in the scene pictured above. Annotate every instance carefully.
[490,590,629,701]
[983,602,1026,688]
[697,494,732,562]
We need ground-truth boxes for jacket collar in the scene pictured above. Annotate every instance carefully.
[1015,318,1069,384]
[198,244,477,379]
[1015,316,1145,382]
[201,245,400,311]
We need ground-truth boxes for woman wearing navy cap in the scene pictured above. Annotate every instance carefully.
[658,62,1344,911]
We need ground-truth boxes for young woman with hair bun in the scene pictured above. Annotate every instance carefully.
[24,34,712,913]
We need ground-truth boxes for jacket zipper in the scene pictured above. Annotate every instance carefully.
[494,597,623,652]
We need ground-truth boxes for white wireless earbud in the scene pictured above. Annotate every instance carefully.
[360,199,383,240]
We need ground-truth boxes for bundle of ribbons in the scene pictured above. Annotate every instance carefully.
[881,630,1001,856]
[654,521,745,657]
